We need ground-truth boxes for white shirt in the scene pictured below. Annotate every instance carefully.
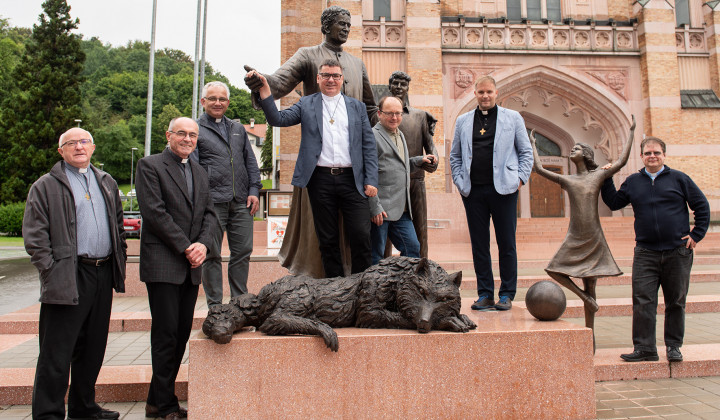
[317,93,351,168]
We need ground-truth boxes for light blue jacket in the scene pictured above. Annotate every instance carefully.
[449,106,533,196]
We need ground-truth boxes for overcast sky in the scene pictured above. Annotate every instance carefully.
[0,0,281,88]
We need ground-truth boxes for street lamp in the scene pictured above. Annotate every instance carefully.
[99,163,104,171]
[130,147,138,209]
[74,119,82,127]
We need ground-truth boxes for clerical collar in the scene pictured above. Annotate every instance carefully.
[322,41,343,53]
[65,163,90,174]
[215,117,223,123]
[181,158,188,164]
[645,166,665,177]
[478,105,498,116]
[322,92,342,102]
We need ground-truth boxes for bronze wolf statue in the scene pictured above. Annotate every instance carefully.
[202,256,476,351]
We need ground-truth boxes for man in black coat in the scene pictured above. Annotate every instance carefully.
[135,117,216,419]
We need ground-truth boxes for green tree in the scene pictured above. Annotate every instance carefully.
[92,120,142,181]
[0,1,85,204]
[261,124,273,173]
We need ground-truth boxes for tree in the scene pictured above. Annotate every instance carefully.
[261,124,273,173]
[0,1,85,204]
[92,119,142,181]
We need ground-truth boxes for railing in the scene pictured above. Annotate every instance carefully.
[676,26,708,54]
[362,19,405,48]
[441,18,639,53]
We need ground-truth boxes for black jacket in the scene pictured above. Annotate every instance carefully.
[601,166,710,251]
[193,113,262,204]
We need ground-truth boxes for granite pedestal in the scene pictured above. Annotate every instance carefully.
[188,301,595,419]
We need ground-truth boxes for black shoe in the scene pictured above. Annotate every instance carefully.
[620,350,659,362]
[145,404,188,418]
[494,296,512,311]
[68,408,120,419]
[667,346,683,362]
[471,295,495,310]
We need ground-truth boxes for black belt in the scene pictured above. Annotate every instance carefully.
[316,167,352,175]
[79,255,111,266]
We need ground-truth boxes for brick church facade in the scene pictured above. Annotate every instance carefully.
[273,0,720,218]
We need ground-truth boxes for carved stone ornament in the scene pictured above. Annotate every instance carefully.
[443,28,459,44]
[364,26,380,43]
[595,31,611,48]
[488,29,504,46]
[676,33,684,48]
[553,31,569,47]
[455,68,475,90]
[466,28,482,45]
[201,257,477,351]
[689,33,703,49]
[574,31,589,47]
[386,26,402,43]
[532,30,547,47]
[510,29,525,46]
[617,32,632,48]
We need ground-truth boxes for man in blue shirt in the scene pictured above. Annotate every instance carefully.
[602,136,710,363]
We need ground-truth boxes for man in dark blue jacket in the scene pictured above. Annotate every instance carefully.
[193,81,262,307]
[601,136,709,363]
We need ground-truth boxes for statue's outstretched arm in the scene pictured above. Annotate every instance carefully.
[529,129,561,184]
[604,115,636,179]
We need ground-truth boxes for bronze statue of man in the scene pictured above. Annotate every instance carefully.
[245,6,377,278]
[387,71,439,258]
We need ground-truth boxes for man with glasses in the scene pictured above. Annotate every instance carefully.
[249,59,378,278]
[23,128,127,420]
[369,96,434,264]
[387,71,439,259]
[244,5,377,278]
[602,136,709,363]
[135,117,216,419]
[193,81,261,308]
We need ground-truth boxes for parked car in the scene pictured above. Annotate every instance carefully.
[123,210,142,238]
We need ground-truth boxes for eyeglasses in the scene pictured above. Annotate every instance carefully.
[379,111,402,118]
[169,130,199,140]
[204,97,229,103]
[643,151,663,157]
[319,73,343,81]
[60,139,93,148]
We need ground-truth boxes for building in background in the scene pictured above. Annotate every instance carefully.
[274,0,720,218]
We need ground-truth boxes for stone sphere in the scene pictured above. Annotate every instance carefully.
[525,280,567,321]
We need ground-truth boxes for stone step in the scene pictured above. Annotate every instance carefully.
[1,342,718,405]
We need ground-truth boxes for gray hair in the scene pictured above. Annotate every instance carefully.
[58,128,94,147]
[202,81,230,99]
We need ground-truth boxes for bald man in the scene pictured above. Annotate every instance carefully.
[23,127,127,420]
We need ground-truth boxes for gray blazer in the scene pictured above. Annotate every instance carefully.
[449,106,533,196]
[260,93,378,196]
[135,148,217,286]
[369,123,423,221]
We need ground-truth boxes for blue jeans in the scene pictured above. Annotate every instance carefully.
[202,200,253,306]
[370,212,421,265]
[631,245,693,352]
[461,184,518,300]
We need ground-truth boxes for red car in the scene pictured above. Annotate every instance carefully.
[123,211,142,238]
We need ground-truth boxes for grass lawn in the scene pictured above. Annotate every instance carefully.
[262,179,272,189]
[0,236,24,246]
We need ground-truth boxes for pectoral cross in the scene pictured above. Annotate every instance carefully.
[85,193,90,200]
[329,118,335,124]
[479,128,486,135]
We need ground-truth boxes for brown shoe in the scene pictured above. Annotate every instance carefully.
[145,404,187,418]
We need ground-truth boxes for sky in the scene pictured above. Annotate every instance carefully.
[0,0,281,88]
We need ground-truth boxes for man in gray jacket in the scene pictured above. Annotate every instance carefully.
[370,96,434,265]
[23,127,127,420]
[193,81,262,306]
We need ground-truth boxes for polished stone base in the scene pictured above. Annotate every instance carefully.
[188,301,596,419]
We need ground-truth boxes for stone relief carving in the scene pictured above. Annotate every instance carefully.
[386,27,402,43]
[585,70,628,99]
[689,33,703,49]
[510,29,525,46]
[595,32,611,48]
[364,26,379,43]
[532,30,547,47]
[617,32,632,48]
[574,31,589,47]
[443,28,459,44]
[553,31,569,47]
[676,33,684,48]
[466,28,482,45]
[488,29,503,46]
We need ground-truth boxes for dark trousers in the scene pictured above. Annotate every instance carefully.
[32,262,113,420]
[146,278,199,417]
[461,184,518,300]
[631,245,693,352]
[306,168,371,277]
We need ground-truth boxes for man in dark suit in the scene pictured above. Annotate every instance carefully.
[135,117,216,420]
[249,59,378,277]
[369,96,435,265]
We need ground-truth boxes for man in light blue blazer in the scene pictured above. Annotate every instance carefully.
[369,96,435,265]
[250,59,378,278]
[450,75,533,311]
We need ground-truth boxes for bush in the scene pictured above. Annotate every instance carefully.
[0,201,25,236]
